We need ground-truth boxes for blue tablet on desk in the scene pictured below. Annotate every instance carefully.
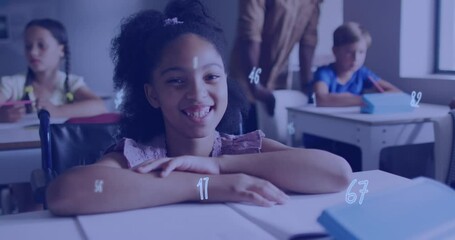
[361,92,414,114]
[317,177,455,240]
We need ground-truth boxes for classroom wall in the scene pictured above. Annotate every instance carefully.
[55,0,146,98]
[0,0,236,99]
[0,0,342,103]
[344,0,455,105]
[315,0,343,62]
[5,1,451,106]
[0,0,58,77]
[199,0,238,60]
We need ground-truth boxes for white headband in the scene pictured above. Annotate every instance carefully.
[163,17,184,27]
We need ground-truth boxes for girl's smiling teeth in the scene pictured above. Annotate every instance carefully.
[182,106,213,120]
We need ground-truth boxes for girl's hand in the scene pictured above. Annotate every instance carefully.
[0,105,25,122]
[208,173,290,207]
[134,155,221,177]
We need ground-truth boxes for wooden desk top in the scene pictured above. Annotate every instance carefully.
[0,128,40,150]
[288,103,449,125]
[0,114,66,151]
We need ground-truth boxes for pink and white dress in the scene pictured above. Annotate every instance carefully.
[106,130,265,169]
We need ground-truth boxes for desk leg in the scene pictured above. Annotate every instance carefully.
[355,125,386,171]
[286,126,294,147]
[287,113,302,147]
[358,142,382,170]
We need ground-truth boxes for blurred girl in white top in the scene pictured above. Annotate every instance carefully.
[1,18,107,213]
[0,18,106,123]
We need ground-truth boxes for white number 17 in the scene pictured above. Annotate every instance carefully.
[197,177,209,200]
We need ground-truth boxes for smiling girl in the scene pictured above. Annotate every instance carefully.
[0,19,106,122]
[47,0,351,216]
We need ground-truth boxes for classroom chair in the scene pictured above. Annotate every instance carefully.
[31,110,120,208]
[65,112,121,124]
[217,108,245,135]
[256,90,308,143]
[1,185,13,214]
[433,111,454,187]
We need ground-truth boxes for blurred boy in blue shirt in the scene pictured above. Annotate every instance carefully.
[312,22,400,107]
[306,22,400,171]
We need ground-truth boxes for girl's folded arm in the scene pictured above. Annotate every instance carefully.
[46,152,204,216]
[219,138,352,194]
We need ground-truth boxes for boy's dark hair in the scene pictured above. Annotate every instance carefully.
[111,0,249,142]
[23,19,73,103]
[333,22,372,48]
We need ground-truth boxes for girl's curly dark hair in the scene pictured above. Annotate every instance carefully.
[111,0,249,143]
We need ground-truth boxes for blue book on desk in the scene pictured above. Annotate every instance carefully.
[361,92,414,114]
[318,177,455,240]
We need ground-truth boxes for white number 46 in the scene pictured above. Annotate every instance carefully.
[248,67,262,85]
[345,179,369,205]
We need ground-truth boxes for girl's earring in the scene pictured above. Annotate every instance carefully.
[150,98,160,109]
[145,84,160,107]
[148,95,160,108]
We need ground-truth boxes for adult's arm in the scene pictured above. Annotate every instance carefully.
[238,0,266,93]
[237,0,276,115]
[299,1,321,93]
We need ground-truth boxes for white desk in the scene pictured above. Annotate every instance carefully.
[0,211,84,240]
[0,170,411,240]
[287,103,449,170]
[0,114,66,184]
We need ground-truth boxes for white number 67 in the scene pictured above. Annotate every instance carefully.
[345,179,369,205]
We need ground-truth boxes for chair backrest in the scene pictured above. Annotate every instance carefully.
[433,113,453,183]
[65,112,121,124]
[39,110,120,177]
[256,90,308,143]
[49,123,120,175]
